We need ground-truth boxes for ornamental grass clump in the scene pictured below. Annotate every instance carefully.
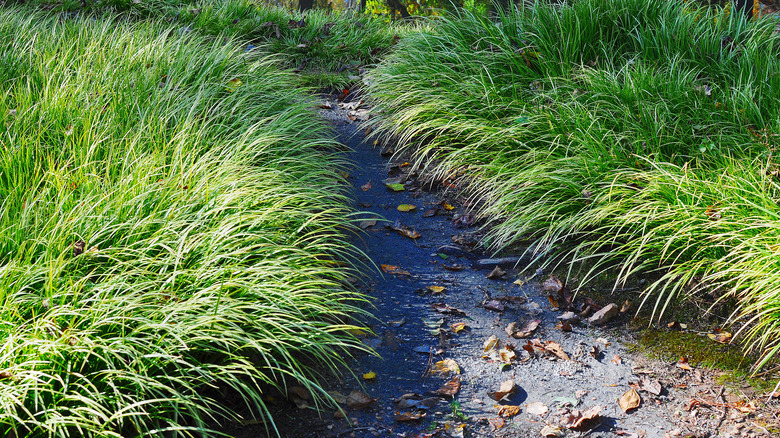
[365,0,780,367]
[0,8,366,437]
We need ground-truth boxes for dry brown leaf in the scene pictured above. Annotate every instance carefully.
[488,380,518,401]
[346,390,376,409]
[618,388,641,412]
[432,303,466,316]
[638,378,662,396]
[487,266,506,279]
[434,376,461,398]
[495,405,521,418]
[561,405,602,430]
[483,299,505,312]
[611,355,622,365]
[361,181,372,191]
[380,264,410,276]
[542,276,563,293]
[544,341,570,361]
[556,321,572,332]
[394,411,426,422]
[526,401,548,416]
[488,417,505,430]
[676,357,693,371]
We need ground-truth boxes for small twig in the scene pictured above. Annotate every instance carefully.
[711,386,727,433]
[752,363,780,379]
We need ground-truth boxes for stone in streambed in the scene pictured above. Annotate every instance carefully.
[587,303,619,325]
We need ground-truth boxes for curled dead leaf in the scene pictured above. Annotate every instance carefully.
[618,388,641,413]
[432,303,466,316]
[434,376,461,398]
[495,404,521,418]
[488,417,505,430]
[346,390,376,409]
[487,380,517,401]
[560,405,602,430]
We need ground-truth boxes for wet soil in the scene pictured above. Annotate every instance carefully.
[224,99,780,438]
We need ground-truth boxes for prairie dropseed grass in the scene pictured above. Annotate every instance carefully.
[0,7,368,437]
[365,0,780,368]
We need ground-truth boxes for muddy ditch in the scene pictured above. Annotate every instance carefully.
[222,97,780,438]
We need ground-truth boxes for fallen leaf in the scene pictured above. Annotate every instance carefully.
[542,276,564,294]
[706,205,721,221]
[432,303,466,316]
[434,376,461,397]
[327,390,348,404]
[440,262,465,271]
[676,357,693,371]
[544,341,570,361]
[638,378,662,396]
[64,124,74,136]
[363,371,377,380]
[346,390,376,409]
[422,208,438,217]
[556,321,572,332]
[707,330,732,344]
[386,182,405,191]
[487,266,506,279]
[389,220,421,239]
[495,405,521,417]
[551,396,579,407]
[395,411,426,421]
[540,425,564,437]
[445,422,466,438]
[487,380,517,401]
[442,203,455,211]
[483,335,499,352]
[422,318,444,328]
[451,322,467,333]
[611,355,622,365]
[361,181,372,191]
[226,78,243,92]
[427,285,446,294]
[381,264,410,276]
[488,417,505,430]
[507,319,541,338]
[387,317,406,327]
[397,204,417,212]
[560,405,602,430]
[484,299,505,312]
[431,359,460,376]
[526,401,548,416]
[618,388,641,412]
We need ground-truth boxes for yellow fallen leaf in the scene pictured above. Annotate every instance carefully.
[451,322,467,333]
[427,285,446,294]
[442,203,455,211]
[431,359,460,376]
[483,335,499,352]
[226,78,243,92]
[363,371,377,380]
[397,204,416,212]
[707,330,732,344]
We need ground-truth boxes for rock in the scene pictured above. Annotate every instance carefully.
[587,303,619,325]
[557,311,580,324]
